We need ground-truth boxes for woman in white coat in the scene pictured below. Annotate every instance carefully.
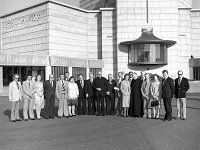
[9,74,22,122]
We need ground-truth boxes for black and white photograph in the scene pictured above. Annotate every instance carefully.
[0,0,200,149]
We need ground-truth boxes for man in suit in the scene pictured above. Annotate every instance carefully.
[22,74,35,121]
[105,74,116,115]
[43,74,56,119]
[76,74,86,115]
[161,70,175,121]
[65,72,70,81]
[175,70,190,120]
[85,73,95,115]
[115,72,123,116]
[141,73,152,118]
[9,74,23,122]
[56,74,69,118]
[93,71,108,116]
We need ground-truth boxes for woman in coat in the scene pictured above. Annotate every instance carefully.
[150,74,161,119]
[120,74,131,117]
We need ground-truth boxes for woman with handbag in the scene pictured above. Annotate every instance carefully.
[150,74,162,119]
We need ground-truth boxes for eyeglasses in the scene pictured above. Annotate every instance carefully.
[178,74,183,75]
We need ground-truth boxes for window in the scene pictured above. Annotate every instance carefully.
[129,44,167,64]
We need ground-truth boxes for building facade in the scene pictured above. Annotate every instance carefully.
[0,0,200,92]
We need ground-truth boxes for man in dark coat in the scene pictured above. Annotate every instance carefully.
[161,70,175,121]
[175,70,190,120]
[76,74,86,115]
[93,71,108,116]
[129,72,143,117]
[105,74,116,115]
[85,73,95,115]
[43,74,56,119]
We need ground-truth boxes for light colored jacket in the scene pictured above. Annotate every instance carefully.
[150,81,161,100]
[141,80,151,99]
[9,81,22,101]
[120,80,131,96]
[68,82,79,99]
[22,80,35,99]
[56,80,68,100]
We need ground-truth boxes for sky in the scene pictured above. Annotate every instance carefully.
[0,0,200,15]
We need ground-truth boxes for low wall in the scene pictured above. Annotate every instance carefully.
[188,81,200,93]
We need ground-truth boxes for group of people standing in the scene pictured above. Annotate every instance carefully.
[8,69,189,122]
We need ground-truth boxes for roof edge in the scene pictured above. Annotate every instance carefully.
[0,0,100,18]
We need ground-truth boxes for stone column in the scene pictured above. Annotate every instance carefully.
[100,8,117,78]
[0,67,3,92]
[68,67,72,77]
[45,66,52,80]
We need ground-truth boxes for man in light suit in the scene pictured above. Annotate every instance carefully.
[22,74,35,121]
[175,70,190,120]
[9,74,23,122]
[56,74,69,118]
[141,73,152,118]
[161,70,175,121]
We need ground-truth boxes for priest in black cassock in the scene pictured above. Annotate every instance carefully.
[129,72,143,117]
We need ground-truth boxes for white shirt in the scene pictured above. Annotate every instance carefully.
[68,82,79,99]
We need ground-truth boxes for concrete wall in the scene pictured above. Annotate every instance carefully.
[116,0,192,78]
[0,67,2,92]
[101,8,117,78]
[191,10,200,59]
[1,4,49,55]
[177,8,191,78]
[48,3,88,58]
[87,12,102,59]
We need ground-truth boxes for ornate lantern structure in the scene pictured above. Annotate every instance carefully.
[119,28,176,65]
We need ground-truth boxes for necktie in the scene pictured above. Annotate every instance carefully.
[62,81,65,92]
[28,82,30,87]
[16,82,19,89]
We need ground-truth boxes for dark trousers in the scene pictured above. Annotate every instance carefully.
[163,98,172,120]
[96,95,105,115]
[78,97,86,115]
[45,96,55,118]
[105,95,115,115]
[87,97,95,115]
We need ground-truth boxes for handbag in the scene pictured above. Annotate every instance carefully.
[151,100,159,107]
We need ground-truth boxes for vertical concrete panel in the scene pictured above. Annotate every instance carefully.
[0,67,3,92]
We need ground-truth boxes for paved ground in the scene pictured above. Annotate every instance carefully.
[0,96,199,150]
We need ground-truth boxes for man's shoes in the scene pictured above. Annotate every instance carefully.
[64,116,69,118]
[16,119,22,121]
[24,119,28,121]
[58,116,62,118]
[182,118,187,120]
[30,118,36,120]
[96,114,100,116]
[10,120,16,122]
